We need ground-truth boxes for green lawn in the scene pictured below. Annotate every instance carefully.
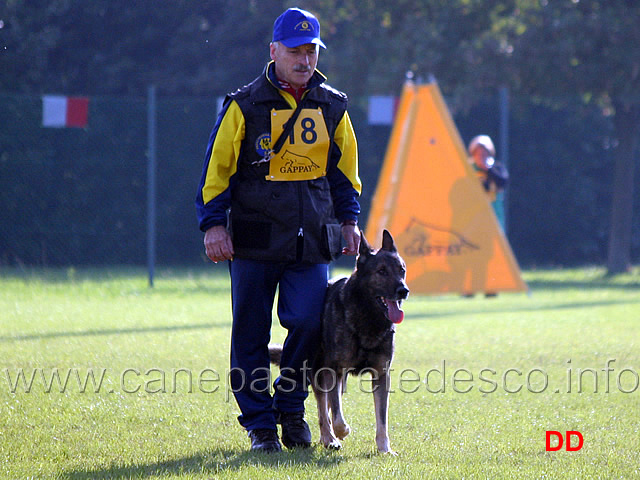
[1,266,639,479]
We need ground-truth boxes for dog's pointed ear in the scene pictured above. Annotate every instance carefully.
[381,229,397,252]
[357,232,373,264]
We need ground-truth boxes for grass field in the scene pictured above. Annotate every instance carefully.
[1,265,639,479]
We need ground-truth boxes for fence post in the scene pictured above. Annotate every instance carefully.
[147,85,157,287]
[499,86,510,235]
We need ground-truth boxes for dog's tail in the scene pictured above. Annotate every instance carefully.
[268,343,283,366]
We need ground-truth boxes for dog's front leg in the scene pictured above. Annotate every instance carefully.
[330,372,351,440]
[314,369,341,449]
[372,371,395,455]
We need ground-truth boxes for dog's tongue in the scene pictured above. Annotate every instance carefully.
[386,299,404,324]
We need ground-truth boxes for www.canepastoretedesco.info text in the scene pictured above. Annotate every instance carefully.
[4,359,639,396]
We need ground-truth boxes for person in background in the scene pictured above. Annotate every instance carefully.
[195,7,361,452]
[466,134,509,298]
[468,134,509,230]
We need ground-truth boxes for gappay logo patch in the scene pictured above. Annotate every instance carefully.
[267,107,329,181]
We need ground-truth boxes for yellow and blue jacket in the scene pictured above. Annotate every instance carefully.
[196,62,361,263]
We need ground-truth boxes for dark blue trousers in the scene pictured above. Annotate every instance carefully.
[228,258,327,431]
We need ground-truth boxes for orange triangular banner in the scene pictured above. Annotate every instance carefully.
[366,82,527,295]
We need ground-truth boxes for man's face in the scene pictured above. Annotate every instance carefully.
[471,145,491,169]
[270,42,319,89]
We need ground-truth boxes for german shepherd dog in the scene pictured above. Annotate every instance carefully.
[270,229,409,453]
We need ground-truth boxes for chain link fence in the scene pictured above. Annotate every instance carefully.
[0,91,637,267]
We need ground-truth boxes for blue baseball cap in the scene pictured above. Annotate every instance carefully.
[272,8,326,49]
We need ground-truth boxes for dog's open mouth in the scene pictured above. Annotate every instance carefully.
[377,297,404,324]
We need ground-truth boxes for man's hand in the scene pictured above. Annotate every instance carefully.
[341,224,360,256]
[204,225,234,263]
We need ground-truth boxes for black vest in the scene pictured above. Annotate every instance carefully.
[227,67,348,263]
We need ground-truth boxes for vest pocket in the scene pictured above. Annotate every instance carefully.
[231,219,271,250]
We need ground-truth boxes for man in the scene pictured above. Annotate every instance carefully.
[196,7,361,452]
[468,134,509,229]
[466,134,510,298]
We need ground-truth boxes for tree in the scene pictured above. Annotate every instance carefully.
[490,0,640,273]
[305,0,505,100]
[0,0,280,96]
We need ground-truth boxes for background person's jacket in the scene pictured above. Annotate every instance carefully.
[473,161,509,202]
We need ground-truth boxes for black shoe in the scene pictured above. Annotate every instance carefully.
[279,411,312,449]
[248,429,282,453]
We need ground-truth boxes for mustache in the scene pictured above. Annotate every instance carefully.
[293,65,312,73]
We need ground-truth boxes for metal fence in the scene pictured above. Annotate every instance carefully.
[0,90,637,267]
[0,91,392,267]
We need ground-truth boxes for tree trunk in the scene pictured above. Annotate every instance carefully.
[606,102,640,274]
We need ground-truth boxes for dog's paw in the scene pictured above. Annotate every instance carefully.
[320,434,342,450]
[377,445,397,456]
[333,422,351,440]
[376,436,395,455]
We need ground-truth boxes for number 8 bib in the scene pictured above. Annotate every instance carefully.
[267,107,330,181]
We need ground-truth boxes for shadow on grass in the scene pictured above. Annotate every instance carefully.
[0,322,229,343]
[62,447,345,479]
[0,266,232,294]
[525,277,640,291]
[405,297,640,321]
